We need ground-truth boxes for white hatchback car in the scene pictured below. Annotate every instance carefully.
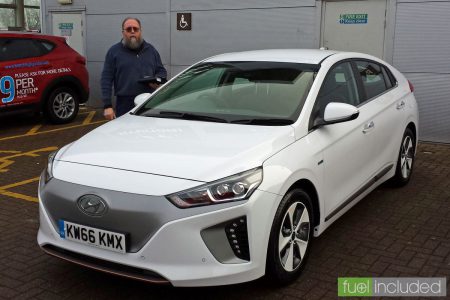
[38,49,418,286]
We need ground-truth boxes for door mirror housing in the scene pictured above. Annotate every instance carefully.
[134,93,152,107]
[324,102,359,124]
[313,102,359,128]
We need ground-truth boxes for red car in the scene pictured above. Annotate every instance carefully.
[0,32,89,124]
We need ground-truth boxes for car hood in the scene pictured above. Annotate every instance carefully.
[56,114,296,182]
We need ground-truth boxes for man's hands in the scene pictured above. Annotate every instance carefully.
[148,82,161,90]
[104,107,116,120]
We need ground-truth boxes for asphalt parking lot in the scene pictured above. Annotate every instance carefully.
[0,107,449,299]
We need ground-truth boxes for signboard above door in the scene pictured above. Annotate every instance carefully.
[339,14,368,24]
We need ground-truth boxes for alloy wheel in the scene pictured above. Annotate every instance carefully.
[53,92,75,119]
[400,135,414,179]
[278,201,310,272]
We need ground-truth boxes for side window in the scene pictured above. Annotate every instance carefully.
[0,38,44,62]
[355,61,390,101]
[317,62,359,107]
[310,62,359,127]
[382,65,397,88]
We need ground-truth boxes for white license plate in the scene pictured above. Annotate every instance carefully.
[59,220,126,254]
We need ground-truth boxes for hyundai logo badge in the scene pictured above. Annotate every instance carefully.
[77,194,108,217]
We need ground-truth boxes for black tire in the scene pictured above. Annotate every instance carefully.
[266,188,314,285]
[390,128,415,187]
[44,87,79,124]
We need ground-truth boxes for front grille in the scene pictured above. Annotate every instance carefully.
[41,244,170,284]
[41,178,243,253]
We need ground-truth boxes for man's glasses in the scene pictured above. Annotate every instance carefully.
[123,26,140,33]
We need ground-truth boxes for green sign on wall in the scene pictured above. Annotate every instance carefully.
[58,23,74,29]
[339,14,368,24]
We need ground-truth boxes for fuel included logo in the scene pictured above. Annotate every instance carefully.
[338,277,446,297]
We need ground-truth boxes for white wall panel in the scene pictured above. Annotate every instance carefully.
[85,0,168,14]
[393,2,450,73]
[171,0,315,11]
[406,73,450,143]
[393,1,450,142]
[171,8,318,65]
[397,0,449,2]
[87,61,103,107]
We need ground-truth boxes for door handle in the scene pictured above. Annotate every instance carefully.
[396,100,405,110]
[363,121,375,134]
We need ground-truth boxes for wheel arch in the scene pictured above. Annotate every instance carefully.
[406,122,417,145]
[286,179,320,228]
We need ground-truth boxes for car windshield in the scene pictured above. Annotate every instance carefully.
[136,61,318,125]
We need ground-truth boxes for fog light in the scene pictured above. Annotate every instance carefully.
[225,216,250,261]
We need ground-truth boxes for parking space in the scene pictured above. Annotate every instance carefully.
[0,110,449,299]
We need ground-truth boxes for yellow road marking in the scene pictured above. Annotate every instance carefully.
[0,151,21,154]
[0,146,57,160]
[82,111,96,125]
[26,125,42,135]
[0,147,57,173]
[0,160,14,173]
[0,177,40,203]
[0,177,40,190]
[0,120,107,142]
[0,190,38,202]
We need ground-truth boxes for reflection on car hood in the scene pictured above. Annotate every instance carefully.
[57,114,296,182]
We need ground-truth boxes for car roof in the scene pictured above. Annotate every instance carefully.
[0,31,65,42]
[204,49,339,65]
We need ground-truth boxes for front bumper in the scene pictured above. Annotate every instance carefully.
[37,179,281,286]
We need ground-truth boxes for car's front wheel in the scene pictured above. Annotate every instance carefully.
[390,127,416,186]
[266,188,314,285]
[44,87,79,124]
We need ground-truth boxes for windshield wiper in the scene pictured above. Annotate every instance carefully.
[230,118,294,125]
[144,110,229,123]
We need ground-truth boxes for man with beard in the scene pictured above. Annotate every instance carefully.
[101,17,167,119]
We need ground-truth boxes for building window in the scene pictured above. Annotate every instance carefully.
[0,0,40,31]
[25,0,40,30]
[0,0,16,29]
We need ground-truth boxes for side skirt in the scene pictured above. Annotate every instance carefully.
[325,164,394,222]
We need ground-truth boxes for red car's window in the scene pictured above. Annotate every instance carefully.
[0,38,46,62]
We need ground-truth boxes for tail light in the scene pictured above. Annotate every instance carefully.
[408,80,414,93]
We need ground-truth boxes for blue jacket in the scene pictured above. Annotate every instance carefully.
[101,40,167,107]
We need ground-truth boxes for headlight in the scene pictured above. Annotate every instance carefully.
[167,167,263,208]
[45,151,57,182]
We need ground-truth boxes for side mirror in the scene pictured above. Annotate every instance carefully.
[313,102,359,128]
[324,102,359,124]
[134,93,151,107]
